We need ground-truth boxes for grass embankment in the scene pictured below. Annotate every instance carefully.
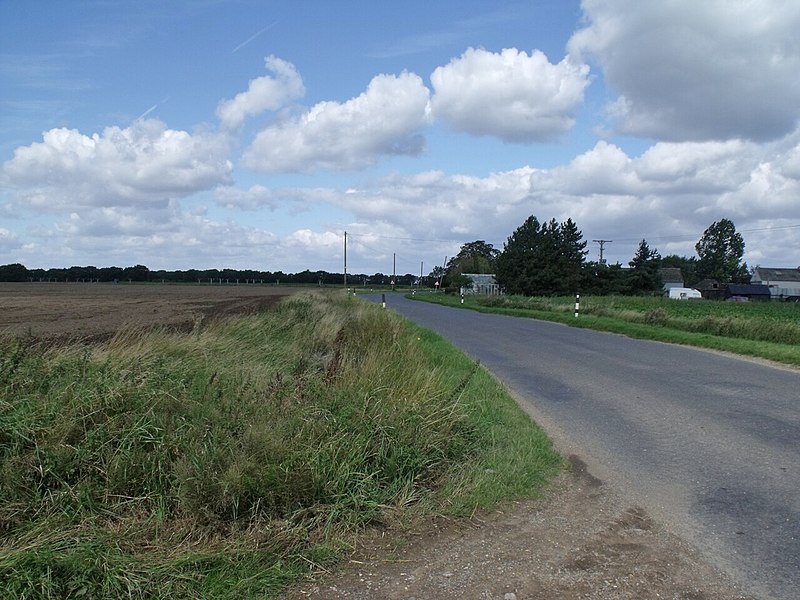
[0,292,559,599]
[413,292,800,366]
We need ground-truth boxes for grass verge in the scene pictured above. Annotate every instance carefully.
[410,292,800,367]
[0,292,560,599]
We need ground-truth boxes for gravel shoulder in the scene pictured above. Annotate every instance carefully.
[289,456,753,600]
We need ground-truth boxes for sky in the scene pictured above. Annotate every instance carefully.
[2,0,800,277]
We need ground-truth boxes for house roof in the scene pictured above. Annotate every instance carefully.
[659,267,684,283]
[752,267,800,283]
[694,278,721,291]
[726,284,771,297]
[463,273,497,286]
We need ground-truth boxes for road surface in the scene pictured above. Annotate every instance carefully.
[367,293,800,600]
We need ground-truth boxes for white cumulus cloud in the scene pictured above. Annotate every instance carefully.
[569,0,800,141]
[216,56,305,130]
[2,119,232,209]
[430,47,590,142]
[242,72,431,172]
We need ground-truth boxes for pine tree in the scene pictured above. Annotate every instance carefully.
[495,215,587,296]
[556,218,588,295]
[627,239,662,295]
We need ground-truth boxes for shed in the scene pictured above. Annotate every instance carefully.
[694,279,724,300]
[463,273,500,296]
[724,284,771,301]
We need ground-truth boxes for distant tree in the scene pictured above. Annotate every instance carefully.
[0,263,28,282]
[581,261,627,295]
[28,268,47,282]
[121,264,150,282]
[495,215,587,296]
[443,240,498,287]
[495,216,541,295]
[100,266,124,282]
[555,218,588,294]
[626,239,663,295]
[695,219,747,282]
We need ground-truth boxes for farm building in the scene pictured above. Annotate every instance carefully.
[463,273,500,295]
[750,267,800,300]
[659,267,685,294]
[695,279,772,301]
[724,284,771,302]
[694,279,724,300]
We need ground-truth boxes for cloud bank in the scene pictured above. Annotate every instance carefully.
[569,0,800,141]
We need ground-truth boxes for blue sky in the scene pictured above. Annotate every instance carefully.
[2,0,800,276]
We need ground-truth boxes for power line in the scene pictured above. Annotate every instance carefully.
[345,233,470,244]
[601,223,800,246]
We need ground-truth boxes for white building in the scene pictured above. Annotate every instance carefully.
[750,267,800,299]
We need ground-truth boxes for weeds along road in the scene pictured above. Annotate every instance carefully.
[365,293,800,600]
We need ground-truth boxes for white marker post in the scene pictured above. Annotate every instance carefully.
[574,293,580,318]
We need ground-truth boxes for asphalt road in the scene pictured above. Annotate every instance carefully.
[366,293,800,600]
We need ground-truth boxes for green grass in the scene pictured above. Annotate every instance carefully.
[0,292,560,599]
[412,292,800,366]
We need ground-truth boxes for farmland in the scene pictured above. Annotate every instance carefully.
[0,282,295,342]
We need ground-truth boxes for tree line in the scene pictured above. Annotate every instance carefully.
[436,217,749,296]
[0,263,418,287]
[0,217,749,296]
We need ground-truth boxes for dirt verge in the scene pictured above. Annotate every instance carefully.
[289,456,753,600]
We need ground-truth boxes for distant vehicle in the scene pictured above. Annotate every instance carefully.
[668,287,702,300]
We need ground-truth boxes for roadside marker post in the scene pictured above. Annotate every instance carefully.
[381,293,386,309]
[574,293,580,318]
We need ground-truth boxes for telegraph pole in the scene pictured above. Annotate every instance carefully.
[343,231,347,287]
[592,239,612,264]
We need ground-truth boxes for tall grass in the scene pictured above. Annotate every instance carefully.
[0,292,559,598]
[472,294,800,344]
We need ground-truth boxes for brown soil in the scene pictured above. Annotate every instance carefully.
[0,281,297,342]
[0,283,756,599]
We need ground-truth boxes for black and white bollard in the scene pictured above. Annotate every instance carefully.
[381,293,386,309]
[574,293,580,318]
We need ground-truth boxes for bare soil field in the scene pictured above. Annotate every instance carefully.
[0,283,755,599]
[0,282,297,342]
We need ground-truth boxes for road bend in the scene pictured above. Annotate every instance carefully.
[365,293,800,600]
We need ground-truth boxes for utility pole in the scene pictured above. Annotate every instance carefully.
[343,231,347,287]
[392,252,396,290]
[592,239,612,264]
